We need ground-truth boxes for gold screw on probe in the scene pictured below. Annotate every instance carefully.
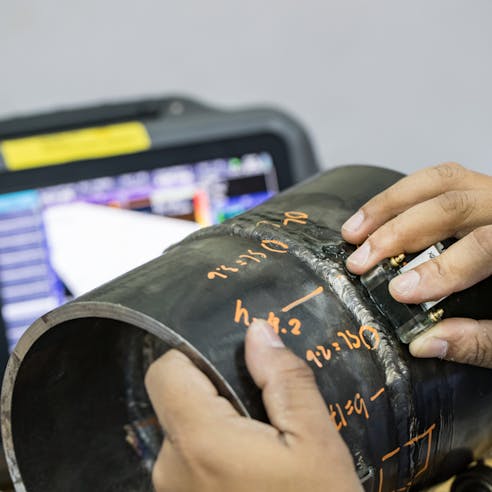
[390,254,406,268]
[428,308,444,324]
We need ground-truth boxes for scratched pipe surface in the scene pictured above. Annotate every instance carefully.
[1,165,491,492]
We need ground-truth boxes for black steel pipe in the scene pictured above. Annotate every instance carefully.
[1,165,491,492]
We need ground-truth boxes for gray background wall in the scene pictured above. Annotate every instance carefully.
[1,0,491,175]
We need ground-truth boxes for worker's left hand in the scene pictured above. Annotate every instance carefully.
[341,162,492,368]
[145,319,362,492]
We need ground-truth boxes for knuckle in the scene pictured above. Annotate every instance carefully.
[417,257,457,300]
[437,191,476,221]
[475,341,491,367]
[362,184,397,217]
[277,356,317,392]
[167,428,204,465]
[379,186,402,212]
[169,425,221,472]
[470,226,492,261]
[428,162,466,182]
[460,331,492,368]
[444,320,492,368]
[276,351,314,387]
[465,336,482,365]
[286,353,314,376]
[481,328,492,368]
[367,221,402,256]
[384,220,405,249]
[427,257,449,282]
[293,359,317,384]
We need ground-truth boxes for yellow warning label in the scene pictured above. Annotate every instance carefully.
[1,122,151,171]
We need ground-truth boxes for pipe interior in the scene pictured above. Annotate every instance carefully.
[11,317,169,492]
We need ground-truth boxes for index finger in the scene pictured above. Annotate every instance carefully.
[342,163,491,244]
[145,349,240,439]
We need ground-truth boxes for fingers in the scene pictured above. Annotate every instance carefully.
[342,163,491,246]
[148,322,362,492]
[244,319,337,442]
[388,225,492,303]
[145,349,240,440]
[409,318,492,368]
[346,190,492,274]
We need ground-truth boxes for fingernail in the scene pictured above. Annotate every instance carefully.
[250,319,285,348]
[342,210,365,233]
[410,336,448,359]
[347,242,371,267]
[390,270,420,296]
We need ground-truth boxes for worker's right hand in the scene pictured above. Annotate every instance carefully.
[341,162,492,368]
[145,319,362,492]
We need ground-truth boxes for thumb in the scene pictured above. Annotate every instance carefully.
[245,319,340,441]
[409,318,492,368]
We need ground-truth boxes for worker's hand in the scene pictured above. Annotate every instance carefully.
[145,319,362,492]
[341,162,492,368]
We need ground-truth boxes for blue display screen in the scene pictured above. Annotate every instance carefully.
[0,152,278,350]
